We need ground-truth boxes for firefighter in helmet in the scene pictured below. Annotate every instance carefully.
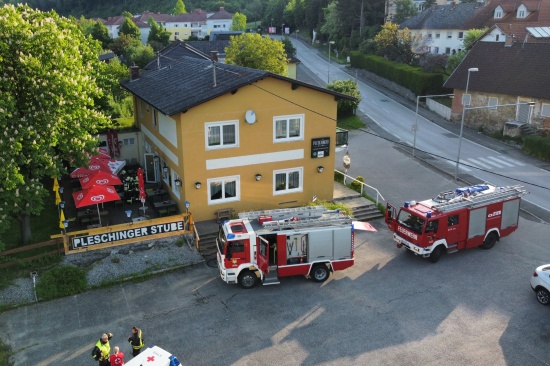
[128,326,144,357]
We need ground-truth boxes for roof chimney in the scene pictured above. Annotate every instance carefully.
[210,51,219,62]
[130,65,140,81]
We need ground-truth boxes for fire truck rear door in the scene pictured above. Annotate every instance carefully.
[385,203,397,231]
[256,236,269,273]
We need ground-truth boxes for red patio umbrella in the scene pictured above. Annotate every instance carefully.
[137,168,147,213]
[80,171,123,189]
[95,147,111,160]
[70,158,111,179]
[72,185,120,226]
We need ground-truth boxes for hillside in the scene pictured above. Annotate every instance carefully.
[2,0,248,19]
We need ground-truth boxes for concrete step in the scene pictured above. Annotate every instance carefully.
[264,267,280,285]
[519,124,537,136]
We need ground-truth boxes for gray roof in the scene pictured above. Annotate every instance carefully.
[443,41,550,100]
[144,41,229,70]
[400,3,483,30]
[121,57,354,116]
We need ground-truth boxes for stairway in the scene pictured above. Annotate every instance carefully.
[333,183,384,221]
[519,123,537,137]
[263,265,280,285]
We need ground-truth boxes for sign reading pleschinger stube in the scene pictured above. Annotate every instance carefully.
[72,221,186,248]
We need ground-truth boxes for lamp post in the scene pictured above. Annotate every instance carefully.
[296,29,299,40]
[282,23,285,36]
[455,67,478,180]
[327,41,335,84]
[413,93,454,157]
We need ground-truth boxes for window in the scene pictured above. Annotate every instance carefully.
[425,220,439,233]
[445,47,451,54]
[488,97,498,109]
[226,240,245,259]
[458,32,464,39]
[427,33,432,38]
[448,215,459,226]
[208,176,240,204]
[161,160,171,186]
[153,109,157,129]
[495,10,503,18]
[447,31,452,39]
[462,94,471,106]
[175,32,180,36]
[541,104,550,117]
[433,47,439,54]
[205,121,238,149]
[172,172,181,199]
[518,10,525,18]
[495,34,500,41]
[122,138,135,145]
[274,168,303,195]
[435,33,440,39]
[274,114,304,142]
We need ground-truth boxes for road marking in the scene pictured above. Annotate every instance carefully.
[465,158,493,169]
[478,157,504,168]
[498,156,526,166]
[486,156,515,167]
[444,159,472,172]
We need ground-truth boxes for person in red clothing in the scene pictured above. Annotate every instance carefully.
[109,346,124,365]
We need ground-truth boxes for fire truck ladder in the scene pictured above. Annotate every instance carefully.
[238,206,329,221]
[430,185,527,212]
[261,215,353,230]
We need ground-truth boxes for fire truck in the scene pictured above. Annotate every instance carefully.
[385,183,527,263]
[216,206,355,288]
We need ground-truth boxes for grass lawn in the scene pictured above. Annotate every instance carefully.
[338,114,365,130]
[114,116,134,128]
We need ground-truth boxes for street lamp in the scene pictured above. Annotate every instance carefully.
[282,23,285,36]
[413,93,454,157]
[455,67,478,180]
[327,41,335,84]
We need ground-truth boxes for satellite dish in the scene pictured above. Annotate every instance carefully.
[245,110,256,124]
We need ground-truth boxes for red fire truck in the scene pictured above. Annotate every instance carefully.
[216,206,355,288]
[385,183,527,263]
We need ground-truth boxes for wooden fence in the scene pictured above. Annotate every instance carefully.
[0,238,65,269]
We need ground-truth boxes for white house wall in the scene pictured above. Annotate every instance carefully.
[159,113,178,148]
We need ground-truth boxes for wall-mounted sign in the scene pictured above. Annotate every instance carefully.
[72,221,186,248]
[311,137,330,158]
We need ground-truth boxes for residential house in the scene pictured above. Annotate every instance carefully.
[206,7,234,33]
[120,57,354,221]
[443,36,550,134]
[400,1,483,55]
[462,0,550,31]
[386,0,454,24]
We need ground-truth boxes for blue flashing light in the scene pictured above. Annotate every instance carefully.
[404,201,409,208]
[427,211,432,218]
[227,233,235,239]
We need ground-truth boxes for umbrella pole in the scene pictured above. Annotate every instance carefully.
[97,204,102,226]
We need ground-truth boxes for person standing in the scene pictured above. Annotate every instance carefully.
[127,326,144,357]
[92,332,112,366]
[109,346,125,365]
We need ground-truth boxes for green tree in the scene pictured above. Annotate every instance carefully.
[231,12,247,31]
[463,27,487,49]
[281,36,297,56]
[393,0,418,24]
[111,34,141,57]
[90,21,111,49]
[445,28,487,73]
[147,17,171,51]
[225,33,288,75]
[173,0,187,15]
[373,22,416,64]
[118,16,141,40]
[327,79,362,116]
[0,5,109,245]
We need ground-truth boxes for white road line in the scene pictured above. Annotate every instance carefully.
[466,158,492,169]
[486,156,515,167]
[498,155,526,166]
[478,157,504,168]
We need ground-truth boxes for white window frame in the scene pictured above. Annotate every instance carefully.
[445,47,451,54]
[447,31,452,39]
[273,114,304,143]
[462,94,472,106]
[205,120,239,150]
[541,103,550,117]
[207,175,240,205]
[458,32,464,39]
[495,10,503,18]
[435,33,440,39]
[488,97,498,109]
[273,167,303,195]
[518,10,526,18]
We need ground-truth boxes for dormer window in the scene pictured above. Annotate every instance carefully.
[494,6,503,18]
[517,4,529,18]
[518,10,526,18]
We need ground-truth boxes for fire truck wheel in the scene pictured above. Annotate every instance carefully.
[310,264,330,282]
[429,245,443,263]
[481,233,498,250]
[238,271,258,289]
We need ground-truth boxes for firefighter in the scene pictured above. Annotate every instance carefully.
[92,332,112,366]
[128,326,144,357]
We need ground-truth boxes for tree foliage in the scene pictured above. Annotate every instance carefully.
[0,4,110,244]
[118,16,141,39]
[173,0,187,15]
[463,27,488,49]
[90,21,112,49]
[281,36,297,56]
[420,53,447,73]
[373,22,416,64]
[225,33,288,75]
[327,79,361,116]
[147,17,171,50]
[231,12,247,31]
[393,0,418,24]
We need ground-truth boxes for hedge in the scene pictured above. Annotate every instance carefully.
[350,52,450,96]
[524,135,550,161]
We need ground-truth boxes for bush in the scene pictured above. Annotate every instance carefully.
[350,176,365,192]
[524,135,550,161]
[36,265,87,301]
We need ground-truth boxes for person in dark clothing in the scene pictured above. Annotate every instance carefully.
[128,326,144,357]
[92,332,112,366]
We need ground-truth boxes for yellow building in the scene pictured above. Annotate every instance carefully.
[121,58,354,221]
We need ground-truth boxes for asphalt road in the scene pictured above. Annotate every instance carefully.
[1,120,549,366]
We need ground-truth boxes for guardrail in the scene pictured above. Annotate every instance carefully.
[334,169,385,205]
[0,238,64,268]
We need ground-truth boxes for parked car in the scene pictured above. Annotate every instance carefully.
[530,264,550,305]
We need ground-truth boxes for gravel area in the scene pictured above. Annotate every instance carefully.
[0,235,204,308]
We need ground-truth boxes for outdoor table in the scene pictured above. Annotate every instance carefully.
[147,189,167,203]
[154,200,176,215]
[77,210,109,226]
